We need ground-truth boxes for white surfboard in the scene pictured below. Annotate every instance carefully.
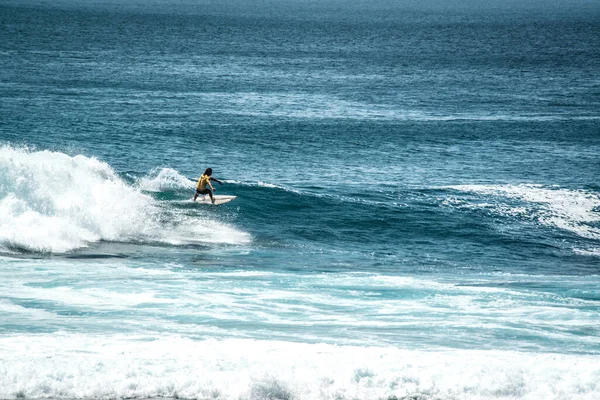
[194,195,237,205]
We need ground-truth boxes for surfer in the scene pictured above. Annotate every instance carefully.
[193,168,223,204]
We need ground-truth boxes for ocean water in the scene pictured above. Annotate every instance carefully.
[1,1,600,399]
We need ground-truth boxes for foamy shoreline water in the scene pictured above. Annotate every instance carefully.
[2,335,599,400]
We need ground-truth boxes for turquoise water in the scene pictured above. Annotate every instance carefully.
[1,1,599,399]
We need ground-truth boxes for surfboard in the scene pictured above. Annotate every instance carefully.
[194,195,237,205]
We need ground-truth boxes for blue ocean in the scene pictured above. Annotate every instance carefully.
[1,0,599,399]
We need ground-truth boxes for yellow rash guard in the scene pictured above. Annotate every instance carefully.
[196,174,211,190]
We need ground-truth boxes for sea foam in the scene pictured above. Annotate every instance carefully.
[444,184,600,240]
[0,146,249,253]
[0,334,598,400]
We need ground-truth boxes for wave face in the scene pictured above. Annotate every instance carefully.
[0,146,249,253]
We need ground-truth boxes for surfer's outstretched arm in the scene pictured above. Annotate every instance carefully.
[210,177,223,185]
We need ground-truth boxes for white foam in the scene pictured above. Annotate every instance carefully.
[137,167,194,192]
[444,184,600,240]
[573,247,600,257]
[0,334,598,400]
[0,146,250,253]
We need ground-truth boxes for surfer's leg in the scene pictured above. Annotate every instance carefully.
[209,191,215,204]
[196,188,210,202]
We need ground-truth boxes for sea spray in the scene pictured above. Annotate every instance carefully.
[137,167,195,192]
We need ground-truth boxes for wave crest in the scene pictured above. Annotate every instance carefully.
[137,167,194,192]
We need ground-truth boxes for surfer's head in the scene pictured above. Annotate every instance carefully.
[204,168,213,176]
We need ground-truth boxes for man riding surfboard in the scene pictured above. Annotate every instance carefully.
[193,168,223,204]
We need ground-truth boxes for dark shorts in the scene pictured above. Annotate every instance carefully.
[196,188,211,195]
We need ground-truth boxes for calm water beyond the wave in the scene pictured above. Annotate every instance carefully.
[1,1,599,399]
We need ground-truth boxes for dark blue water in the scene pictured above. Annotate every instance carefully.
[1,1,599,399]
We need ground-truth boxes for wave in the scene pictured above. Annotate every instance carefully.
[442,184,600,240]
[0,146,250,253]
[225,180,397,209]
[0,334,598,400]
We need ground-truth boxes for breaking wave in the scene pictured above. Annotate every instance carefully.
[443,184,600,240]
[0,146,250,253]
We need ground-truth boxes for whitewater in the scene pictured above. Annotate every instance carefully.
[0,146,249,253]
